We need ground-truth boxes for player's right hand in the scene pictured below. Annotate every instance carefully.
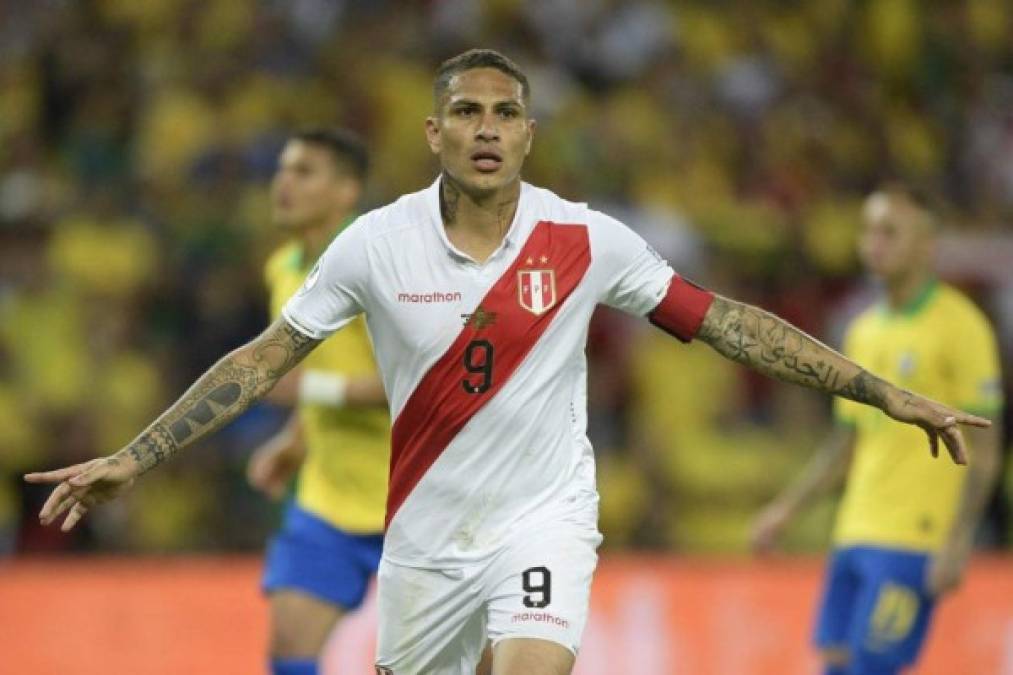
[24,455,137,532]
[247,443,300,500]
[750,502,792,555]
[881,388,991,465]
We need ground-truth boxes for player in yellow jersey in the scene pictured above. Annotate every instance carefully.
[248,129,389,675]
[752,185,1004,675]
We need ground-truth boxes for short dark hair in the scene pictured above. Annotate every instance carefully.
[291,128,369,180]
[433,49,530,109]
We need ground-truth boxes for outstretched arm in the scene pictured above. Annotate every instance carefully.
[751,424,856,553]
[696,295,991,462]
[25,317,321,529]
[126,317,319,473]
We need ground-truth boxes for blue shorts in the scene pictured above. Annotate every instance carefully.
[814,545,936,673]
[262,503,384,610]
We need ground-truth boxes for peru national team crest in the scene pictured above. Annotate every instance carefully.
[518,269,557,315]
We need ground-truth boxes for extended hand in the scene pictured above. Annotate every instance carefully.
[247,441,302,500]
[926,546,970,597]
[882,390,991,464]
[24,455,138,531]
[750,502,792,555]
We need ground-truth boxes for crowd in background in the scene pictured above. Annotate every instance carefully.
[1,0,1012,555]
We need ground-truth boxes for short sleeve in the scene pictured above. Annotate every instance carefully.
[281,218,370,339]
[593,210,714,342]
[950,309,1003,415]
[594,211,677,315]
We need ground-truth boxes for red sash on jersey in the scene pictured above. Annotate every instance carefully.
[386,221,591,528]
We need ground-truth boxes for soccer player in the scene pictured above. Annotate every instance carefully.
[751,186,1003,675]
[248,129,390,675]
[27,51,990,675]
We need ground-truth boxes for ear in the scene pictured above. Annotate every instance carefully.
[524,118,537,156]
[425,116,441,155]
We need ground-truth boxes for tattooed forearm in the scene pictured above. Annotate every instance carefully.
[127,423,180,474]
[697,296,895,408]
[118,319,320,474]
[837,370,892,409]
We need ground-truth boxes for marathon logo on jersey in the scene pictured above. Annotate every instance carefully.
[397,291,463,304]
[517,269,557,315]
[511,610,570,628]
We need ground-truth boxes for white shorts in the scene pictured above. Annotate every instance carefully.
[374,514,602,675]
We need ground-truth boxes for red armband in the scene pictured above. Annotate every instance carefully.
[648,275,715,342]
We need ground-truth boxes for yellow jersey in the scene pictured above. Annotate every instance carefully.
[265,240,390,533]
[833,281,1003,552]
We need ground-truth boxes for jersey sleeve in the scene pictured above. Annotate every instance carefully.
[592,210,713,342]
[950,307,1004,415]
[281,218,370,339]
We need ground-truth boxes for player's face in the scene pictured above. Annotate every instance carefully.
[858,195,931,282]
[271,141,354,231]
[426,68,535,196]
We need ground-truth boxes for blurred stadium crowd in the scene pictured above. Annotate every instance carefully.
[1,0,1011,556]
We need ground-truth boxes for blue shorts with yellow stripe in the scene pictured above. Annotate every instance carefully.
[814,546,936,674]
[262,502,384,610]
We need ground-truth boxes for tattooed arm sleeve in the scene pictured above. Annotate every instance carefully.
[696,295,895,409]
[116,317,321,475]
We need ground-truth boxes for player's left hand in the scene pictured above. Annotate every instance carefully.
[750,502,793,555]
[882,389,991,465]
[247,439,301,500]
[926,544,971,597]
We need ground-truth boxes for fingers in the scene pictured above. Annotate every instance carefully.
[940,426,968,465]
[246,461,260,487]
[69,465,105,487]
[914,396,992,429]
[933,402,991,428]
[62,502,89,532]
[749,512,783,555]
[255,471,286,500]
[247,463,272,495]
[926,567,960,598]
[918,402,978,464]
[953,412,991,428]
[751,530,772,555]
[39,481,78,526]
[24,462,92,484]
[926,429,939,459]
[38,463,109,526]
[266,482,285,501]
[248,460,269,486]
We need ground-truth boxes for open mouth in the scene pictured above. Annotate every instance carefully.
[470,149,503,172]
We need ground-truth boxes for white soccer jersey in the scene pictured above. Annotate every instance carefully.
[283,178,712,567]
